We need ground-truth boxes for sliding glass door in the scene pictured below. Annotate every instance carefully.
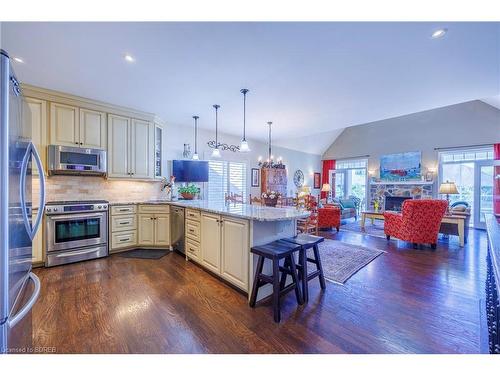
[477,162,494,228]
[330,158,368,211]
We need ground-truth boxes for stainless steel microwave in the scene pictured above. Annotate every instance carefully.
[48,145,107,176]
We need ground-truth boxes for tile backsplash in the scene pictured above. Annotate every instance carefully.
[32,175,165,205]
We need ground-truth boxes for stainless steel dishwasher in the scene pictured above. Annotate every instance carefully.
[171,206,185,254]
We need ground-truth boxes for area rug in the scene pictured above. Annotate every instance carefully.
[317,239,385,284]
[119,249,170,259]
[341,219,393,240]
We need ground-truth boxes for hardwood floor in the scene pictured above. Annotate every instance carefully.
[32,229,488,353]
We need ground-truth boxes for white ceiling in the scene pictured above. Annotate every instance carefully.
[2,22,499,155]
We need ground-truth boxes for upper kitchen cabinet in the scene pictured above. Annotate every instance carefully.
[79,108,107,149]
[50,103,107,149]
[50,102,79,147]
[108,114,154,179]
[131,119,154,179]
[21,97,47,175]
[154,123,163,179]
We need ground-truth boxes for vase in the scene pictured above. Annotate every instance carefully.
[264,198,278,207]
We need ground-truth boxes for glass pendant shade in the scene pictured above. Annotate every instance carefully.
[239,139,250,152]
[192,153,199,160]
[211,148,221,158]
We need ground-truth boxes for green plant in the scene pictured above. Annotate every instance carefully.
[178,184,200,195]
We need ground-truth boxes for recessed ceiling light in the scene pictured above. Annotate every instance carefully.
[431,28,448,39]
[124,54,135,63]
[13,57,24,63]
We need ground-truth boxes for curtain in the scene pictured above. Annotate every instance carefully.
[494,143,500,215]
[321,160,335,199]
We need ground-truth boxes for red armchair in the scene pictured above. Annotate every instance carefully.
[384,199,448,249]
[318,206,341,232]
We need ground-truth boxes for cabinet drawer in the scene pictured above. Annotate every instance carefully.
[111,215,137,232]
[186,219,201,241]
[186,238,201,261]
[186,209,201,221]
[111,230,137,250]
[139,204,170,214]
[111,205,137,215]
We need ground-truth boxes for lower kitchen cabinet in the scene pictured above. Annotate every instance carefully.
[155,214,170,246]
[200,213,221,274]
[32,208,44,265]
[199,212,250,292]
[138,214,155,246]
[220,217,249,291]
[137,206,170,247]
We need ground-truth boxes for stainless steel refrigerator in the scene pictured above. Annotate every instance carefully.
[0,49,45,354]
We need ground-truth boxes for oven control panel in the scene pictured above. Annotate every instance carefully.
[45,201,109,215]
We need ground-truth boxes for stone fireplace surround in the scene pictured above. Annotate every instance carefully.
[369,181,434,210]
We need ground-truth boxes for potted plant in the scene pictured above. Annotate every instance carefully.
[178,184,200,200]
[261,190,281,207]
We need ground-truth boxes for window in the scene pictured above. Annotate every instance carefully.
[331,158,368,210]
[208,161,247,202]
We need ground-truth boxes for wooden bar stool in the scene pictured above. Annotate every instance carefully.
[282,234,326,303]
[249,240,303,323]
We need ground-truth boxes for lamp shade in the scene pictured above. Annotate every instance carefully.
[321,183,331,192]
[439,181,459,195]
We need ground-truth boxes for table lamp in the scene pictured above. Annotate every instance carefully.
[321,183,331,203]
[439,180,459,212]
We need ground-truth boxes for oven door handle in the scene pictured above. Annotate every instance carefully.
[47,212,106,221]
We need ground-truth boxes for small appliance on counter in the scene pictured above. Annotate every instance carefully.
[48,145,107,176]
[45,200,109,267]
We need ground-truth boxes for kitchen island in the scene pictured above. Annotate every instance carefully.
[109,199,310,301]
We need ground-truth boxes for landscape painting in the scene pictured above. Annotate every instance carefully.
[380,151,422,181]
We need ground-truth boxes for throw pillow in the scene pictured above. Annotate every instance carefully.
[340,198,356,209]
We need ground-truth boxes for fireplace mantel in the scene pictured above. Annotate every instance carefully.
[370,180,434,186]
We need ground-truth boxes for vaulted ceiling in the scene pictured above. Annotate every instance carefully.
[2,22,499,154]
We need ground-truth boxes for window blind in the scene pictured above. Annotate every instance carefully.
[208,160,247,202]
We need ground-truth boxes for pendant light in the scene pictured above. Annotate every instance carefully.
[192,115,199,160]
[211,104,221,158]
[239,88,250,152]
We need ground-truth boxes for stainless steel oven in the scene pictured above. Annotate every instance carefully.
[45,200,108,267]
[48,145,107,176]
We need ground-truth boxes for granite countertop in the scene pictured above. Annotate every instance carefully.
[109,199,310,222]
[486,214,500,287]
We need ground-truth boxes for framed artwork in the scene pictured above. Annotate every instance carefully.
[251,168,260,187]
[313,172,321,189]
[380,151,422,181]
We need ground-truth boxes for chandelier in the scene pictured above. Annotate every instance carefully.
[258,121,285,169]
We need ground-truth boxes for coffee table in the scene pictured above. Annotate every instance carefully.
[360,210,466,247]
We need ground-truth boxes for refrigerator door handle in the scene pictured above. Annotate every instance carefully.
[7,272,41,328]
[19,142,45,241]
[30,143,45,239]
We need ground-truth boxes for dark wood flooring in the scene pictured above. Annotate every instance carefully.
[32,229,488,353]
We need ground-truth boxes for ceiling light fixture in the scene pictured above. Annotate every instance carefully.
[124,54,135,62]
[192,115,199,160]
[258,122,285,169]
[239,88,251,152]
[207,104,239,155]
[431,28,447,39]
[13,57,24,63]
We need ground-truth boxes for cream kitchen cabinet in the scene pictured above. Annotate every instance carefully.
[138,205,171,247]
[220,216,249,291]
[199,213,250,291]
[22,97,47,175]
[110,204,137,253]
[79,108,107,149]
[108,114,154,179]
[31,208,44,265]
[50,103,106,149]
[200,212,222,274]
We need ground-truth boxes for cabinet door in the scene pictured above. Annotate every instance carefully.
[31,209,44,264]
[80,108,107,149]
[22,98,47,176]
[107,114,130,177]
[138,214,155,246]
[221,216,249,291]
[50,102,79,147]
[155,214,170,246]
[200,213,221,274]
[131,119,154,179]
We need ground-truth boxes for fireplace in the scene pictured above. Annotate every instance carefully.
[385,196,412,211]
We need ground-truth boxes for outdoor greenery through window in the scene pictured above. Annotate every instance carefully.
[332,158,368,210]
[208,160,247,202]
